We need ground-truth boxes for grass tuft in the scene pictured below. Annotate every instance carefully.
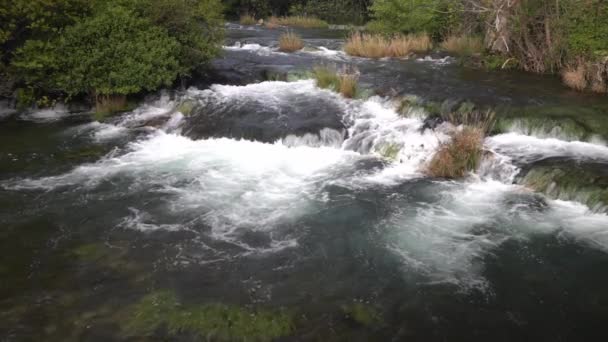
[562,63,587,91]
[312,65,359,98]
[427,127,484,179]
[344,33,431,58]
[239,14,256,25]
[440,35,484,56]
[278,31,304,52]
[275,16,328,28]
[265,17,280,29]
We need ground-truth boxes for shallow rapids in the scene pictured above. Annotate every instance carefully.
[2,22,608,342]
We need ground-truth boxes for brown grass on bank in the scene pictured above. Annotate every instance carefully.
[278,32,304,52]
[312,65,359,98]
[275,16,328,28]
[440,35,484,56]
[239,14,256,25]
[561,63,587,91]
[344,33,431,58]
[427,127,484,179]
[265,16,280,29]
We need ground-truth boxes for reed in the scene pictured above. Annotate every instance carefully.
[344,33,431,58]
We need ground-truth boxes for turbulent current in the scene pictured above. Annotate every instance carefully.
[2,23,608,341]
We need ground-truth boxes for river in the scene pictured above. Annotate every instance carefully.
[1,23,608,341]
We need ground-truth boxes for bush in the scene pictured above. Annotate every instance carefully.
[427,127,484,179]
[239,14,256,25]
[344,33,431,58]
[278,32,304,52]
[441,35,483,56]
[312,66,359,98]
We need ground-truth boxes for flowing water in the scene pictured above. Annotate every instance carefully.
[2,24,608,341]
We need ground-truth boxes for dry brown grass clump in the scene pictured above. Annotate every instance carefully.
[427,127,484,179]
[265,16,280,29]
[276,16,328,28]
[279,32,304,52]
[562,63,587,91]
[239,14,256,25]
[440,35,484,56]
[344,33,431,58]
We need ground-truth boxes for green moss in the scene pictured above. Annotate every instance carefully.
[177,101,195,116]
[342,302,382,327]
[72,243,108,261]
[520,163,608,212]
[124,290,295,341]
[376,143,401,161]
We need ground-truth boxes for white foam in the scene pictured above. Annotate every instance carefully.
[223,42,286,56]
[8,132,362,253]
[20,104,70,122]
[384,179,608,290]
[416,56,454,66]
[486,132,608,163]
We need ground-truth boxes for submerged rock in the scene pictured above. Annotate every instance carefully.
[517,158,608,213]
[182,83,347,143]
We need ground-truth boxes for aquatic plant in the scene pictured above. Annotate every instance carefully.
[312,65,359,98]
[177,101,195,116]
[342,302,382,327]
[562,62,587,91]
[344,32,431,58]
[427,127,484,179]
[377,143,401,161]
[240,14,257,25]
[520,165,608,213]
[442,101,496,133]
[279,31,304,52]
[440,35,484,56]
[124,290,295,340]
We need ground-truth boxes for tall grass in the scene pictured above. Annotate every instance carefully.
[278,32,304,52]
[265,16,280,29]
[312,65,359,98]
[344,33,431,58]
[239,14,256,25]
[562,63,587,91]
[427,127,484,179]
[440,35,484,56]
[275,16,328,28]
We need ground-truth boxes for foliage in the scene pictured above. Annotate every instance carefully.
[53,6,179,97]
[275,15,328,28]
[6,0,224,104]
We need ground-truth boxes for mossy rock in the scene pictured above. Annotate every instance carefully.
[123,290,295,341]
[341,302,382,327]
[177,101,195,116]
[376,142,401,161]
[518,159,608,212]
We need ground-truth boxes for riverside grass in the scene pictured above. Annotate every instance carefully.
[344,33,431,58]
[278,32,304,52]
[440,35,484,56]
[274,16,328,28]
[239,14,256,25]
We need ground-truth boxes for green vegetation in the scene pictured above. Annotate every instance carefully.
[124,290,295,340]
[520,164,608,213]
[342,302,382,327]
[376,143,401,161]
[312,66,359,98]
[3,0,224,116]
